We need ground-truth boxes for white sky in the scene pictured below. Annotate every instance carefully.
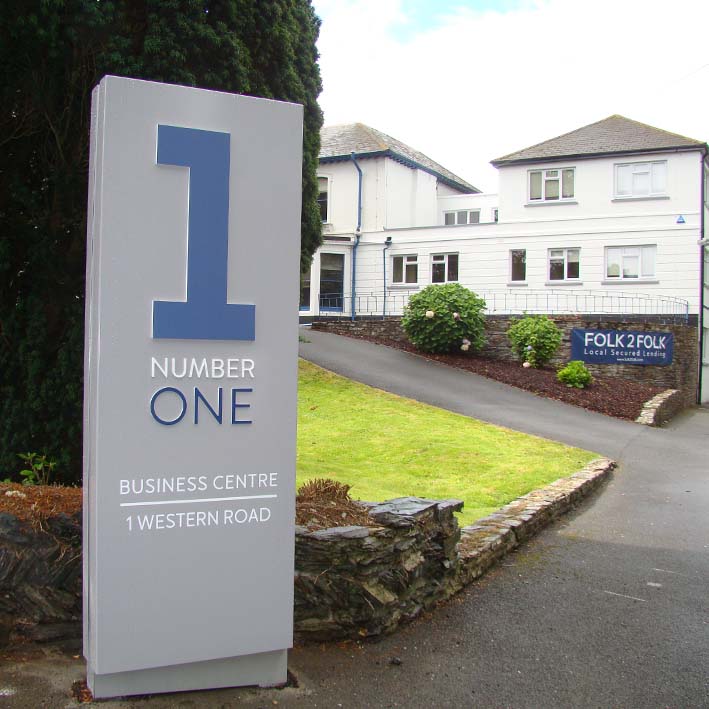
[312,0,709,192]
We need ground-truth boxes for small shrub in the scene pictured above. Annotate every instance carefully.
[507,315,562,367]
[17,452,57,486]
[402,284,486,354]
[557,361,593,389]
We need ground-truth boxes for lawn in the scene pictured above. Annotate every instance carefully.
[297,360,597,526]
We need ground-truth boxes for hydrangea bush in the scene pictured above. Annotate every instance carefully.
[557,360,593,388]
[402,284,486,354]
[506,315,562,368]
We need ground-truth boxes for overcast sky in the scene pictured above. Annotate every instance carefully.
[312,0,709,192]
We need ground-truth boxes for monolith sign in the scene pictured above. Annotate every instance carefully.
[83,76,302,698]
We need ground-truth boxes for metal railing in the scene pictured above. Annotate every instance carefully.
[314,289,690,322]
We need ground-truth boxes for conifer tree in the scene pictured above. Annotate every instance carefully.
[0,1,323,482]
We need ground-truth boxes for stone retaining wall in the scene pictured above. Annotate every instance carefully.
[0,511,82,645]
[312,316,698,405]
[0,459,614,647]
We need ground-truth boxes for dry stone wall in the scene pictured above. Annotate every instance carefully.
[0,511,82,646]
[0,459,615,647]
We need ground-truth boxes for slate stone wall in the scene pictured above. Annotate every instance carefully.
[295,498,463,641]
[0,459,614,647]
[0,512,82,646]
[312,316,698,405]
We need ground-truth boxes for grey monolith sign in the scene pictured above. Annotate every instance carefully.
[83,76,302,698]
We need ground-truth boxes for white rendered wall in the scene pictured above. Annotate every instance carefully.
[384,159,438,229]
[497,150,704,223]
[346,211,701,315]
[438,193,499,224]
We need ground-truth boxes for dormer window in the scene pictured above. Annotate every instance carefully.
[529,168,574,202]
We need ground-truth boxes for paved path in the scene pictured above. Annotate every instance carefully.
[2,330,707,708]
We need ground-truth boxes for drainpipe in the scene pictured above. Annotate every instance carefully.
[698,152,707,403]
[350,152,363,321]
[383,236,392,319]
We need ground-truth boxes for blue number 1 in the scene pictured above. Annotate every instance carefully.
[152,125,255,341]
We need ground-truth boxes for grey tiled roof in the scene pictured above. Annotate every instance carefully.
[320,123,479,194]
[491,115,706,166]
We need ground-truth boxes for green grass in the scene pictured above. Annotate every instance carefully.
[297,360,597,526]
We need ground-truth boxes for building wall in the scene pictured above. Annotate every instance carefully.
[346,215,701,314]
[497,150,704,223]
[438,193,499,225]
[384,159,439,229]
[319,156,457,236]
[309,150,703,323]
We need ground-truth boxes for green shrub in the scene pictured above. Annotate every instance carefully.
[507,315,562,367]
[402,284,486,354]
[557,361,593,388]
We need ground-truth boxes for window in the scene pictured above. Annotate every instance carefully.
[548,248,580,281]
[299,267,311,309]
[319,253,344,310]
[529,168,575,202]
[492,208,499,223]
[615,161,667,198]
[392,254,418,285]
[444,210,480,225]
[510,250,526,282]
[317,176,329,222]
[605,246,656,280]
[432,253,458,283]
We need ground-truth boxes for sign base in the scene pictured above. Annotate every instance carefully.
[87,649,287,699]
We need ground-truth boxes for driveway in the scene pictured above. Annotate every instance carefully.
[292,330,709,708]
[2,330,707,708]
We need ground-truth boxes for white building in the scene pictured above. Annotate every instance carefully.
[301,117,709,400]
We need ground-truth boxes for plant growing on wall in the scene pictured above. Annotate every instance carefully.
[0,0,324,483]
[507,315,562,368]
[402,284,486,354]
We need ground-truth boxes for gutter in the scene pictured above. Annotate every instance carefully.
[382,236,392,319]
[698,151,707,402]
[491,145,706,169]
[321,149,480,194]
[350,152,363,321]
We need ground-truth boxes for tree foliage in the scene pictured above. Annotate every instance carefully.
[0,0,323,482]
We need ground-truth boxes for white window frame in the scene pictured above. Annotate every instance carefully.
[492,208,499,223]
[547,247,580,282]
[431,253,459,283]
[528,167,575,203]
[444,209,480,225]
[605,245,657,281]
[317,174,331,223]
[614,160,667,199]
[509,249,526,283]
[392,254,419,285]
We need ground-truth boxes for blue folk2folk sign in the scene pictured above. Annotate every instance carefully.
[571,328,674,366]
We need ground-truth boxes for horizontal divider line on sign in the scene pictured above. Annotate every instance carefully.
[119,494,279,507]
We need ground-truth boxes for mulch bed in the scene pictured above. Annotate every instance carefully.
[333,332,664,421]
[296,478,376,531]
[0,482,82,528]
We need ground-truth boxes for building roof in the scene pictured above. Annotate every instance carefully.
[491,115,707,167]
[320,123,480,194]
